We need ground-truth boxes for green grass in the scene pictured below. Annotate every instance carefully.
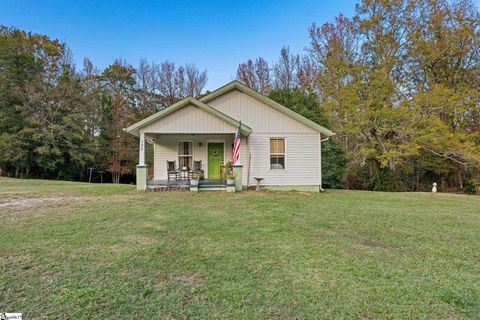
[0,177,479,319]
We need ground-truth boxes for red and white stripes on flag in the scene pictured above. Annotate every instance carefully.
[232,122,241,164]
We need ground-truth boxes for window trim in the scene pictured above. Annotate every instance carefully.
[269,137,286,170]
[177,140,194,169]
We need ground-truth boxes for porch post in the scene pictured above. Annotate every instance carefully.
[139,131,145,166]
[136,131,148,190]
[233,164,243,192]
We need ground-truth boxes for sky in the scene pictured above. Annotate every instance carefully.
[0,0,358,90]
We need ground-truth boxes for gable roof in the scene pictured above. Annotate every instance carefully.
[199,81,335,137]
[126,96,253,136]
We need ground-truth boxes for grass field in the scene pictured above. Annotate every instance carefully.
[0,177,479,319]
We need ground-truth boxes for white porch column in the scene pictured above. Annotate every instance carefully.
[139,131,145,166]
[136,131,148,190]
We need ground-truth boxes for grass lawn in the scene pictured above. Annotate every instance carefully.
[0,177,479,319]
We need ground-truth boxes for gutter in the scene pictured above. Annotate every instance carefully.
[319,133,336,191]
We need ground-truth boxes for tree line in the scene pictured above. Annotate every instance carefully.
[1,0,479,192]
[237,0,480,192]
[0,27,207,183]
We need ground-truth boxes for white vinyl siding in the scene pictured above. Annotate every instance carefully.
[143,104,238,134]
[208,89,317,134]
[246,133,321,186]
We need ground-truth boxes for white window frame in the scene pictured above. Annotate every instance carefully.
[269,137,286,170]
[177,140,194,169]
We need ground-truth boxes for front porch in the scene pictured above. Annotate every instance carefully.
[146,179,233,192]
[136,132,246,192]
[126,97,252,191]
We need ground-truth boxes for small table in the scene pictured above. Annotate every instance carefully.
[179,167,189,180]
[254,177,264,191]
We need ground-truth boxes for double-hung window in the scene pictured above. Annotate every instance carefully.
[178,141,193,169]
[270,138,285,169]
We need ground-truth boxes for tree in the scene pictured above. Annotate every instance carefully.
[99,61,137,183]
[136,58,160,114]
[305,1,480,190]
[0,26,94,179]
[273,47,299,89]
[405,0,480,188]
[183,63,208,97]
[156,61,207,108]
[236,57,272,94]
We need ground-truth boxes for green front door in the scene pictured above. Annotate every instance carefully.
[207,142,224,179]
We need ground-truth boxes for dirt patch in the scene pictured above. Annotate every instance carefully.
[330,228,411,253]
[360,237,408,252]
[0,196,90,210]
[39,271,63,282]
[108,244,129,253]
[3,254,31,265]
[161,248,175,256]
[173,273,201,286]
[124,235,157,245]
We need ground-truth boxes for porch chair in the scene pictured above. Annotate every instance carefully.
[189,160,204,180]
[166,160,178,181]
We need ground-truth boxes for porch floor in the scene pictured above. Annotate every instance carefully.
[146,179,227,191]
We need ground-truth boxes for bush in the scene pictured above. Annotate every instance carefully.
[322,139,346,189]
[373,170,408,192]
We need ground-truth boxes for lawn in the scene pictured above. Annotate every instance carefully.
[0,177,479,319]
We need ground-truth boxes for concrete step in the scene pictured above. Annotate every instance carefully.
[198,186,227,192]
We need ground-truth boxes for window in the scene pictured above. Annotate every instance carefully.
[178,141,193,169]
[270,138,285,169]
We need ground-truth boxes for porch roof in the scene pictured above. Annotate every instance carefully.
[126,97,252,137]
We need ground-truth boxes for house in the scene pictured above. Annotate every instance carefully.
[126,81,334,192]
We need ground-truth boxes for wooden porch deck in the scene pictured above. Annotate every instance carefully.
[146,179,227,192]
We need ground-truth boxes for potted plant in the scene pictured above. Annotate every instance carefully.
[225,171,236,186]
[190,176,199,187]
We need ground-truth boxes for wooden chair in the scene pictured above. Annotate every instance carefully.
[166,160,178,181]
[189,160,204,179]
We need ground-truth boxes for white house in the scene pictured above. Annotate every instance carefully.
[126,81,334,192]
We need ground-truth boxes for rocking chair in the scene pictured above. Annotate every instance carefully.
[166,160,178,181]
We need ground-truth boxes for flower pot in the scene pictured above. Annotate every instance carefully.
[227,178,235,185]
[190,178,199,187]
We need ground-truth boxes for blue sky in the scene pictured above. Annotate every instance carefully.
[1,0,358,89]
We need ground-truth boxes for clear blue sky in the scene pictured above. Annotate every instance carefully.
[1,0,357,90]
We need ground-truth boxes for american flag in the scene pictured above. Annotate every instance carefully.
[232,122,241,164]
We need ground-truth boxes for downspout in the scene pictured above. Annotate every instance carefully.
[319,136,330,192]
[246,135,251,188]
